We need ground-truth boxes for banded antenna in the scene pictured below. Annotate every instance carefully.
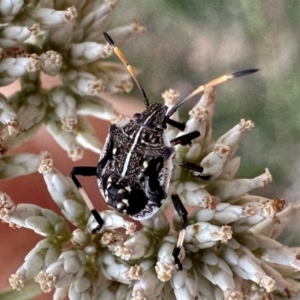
[103,32,150,108]
[166,69,259,117]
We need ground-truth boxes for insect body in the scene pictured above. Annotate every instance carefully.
[71,32,258,270]
[98,103,173,220]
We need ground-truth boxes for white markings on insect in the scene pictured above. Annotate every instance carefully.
[125,186,131,192]
[122,199,129,206]
[113,148,117,155]
[117,203,124,209]
[143,161,148,169]
[121,109,158,177]
[118,189,126,194]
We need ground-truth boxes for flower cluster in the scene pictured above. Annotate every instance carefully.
[2,85,300,300]
[0,0,144,178]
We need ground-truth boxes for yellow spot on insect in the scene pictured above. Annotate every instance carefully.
[143,161,148,169]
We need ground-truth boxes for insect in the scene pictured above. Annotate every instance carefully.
[71,32,258,270]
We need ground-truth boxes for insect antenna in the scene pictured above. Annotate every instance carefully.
[166,69,259,118]
[103,32,150,108]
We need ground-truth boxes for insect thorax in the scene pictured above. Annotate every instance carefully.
[97,104,174,220]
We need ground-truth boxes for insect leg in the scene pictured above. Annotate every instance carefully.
[171,130,204,173]
[165,118,186,131]
[70,166,104,233]
[171,194,188,270]
[170,130,200,146]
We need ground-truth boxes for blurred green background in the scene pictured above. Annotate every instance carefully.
[108,0,300,209]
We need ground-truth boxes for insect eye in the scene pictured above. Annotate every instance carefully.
[133,113,141,120]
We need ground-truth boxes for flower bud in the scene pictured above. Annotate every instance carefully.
[0,0,23,22]
[192,143,231,179]
[106,22,145,47]
[70,42,112,66]
[205,168,272,201]
[0,56,42,86]
[215,119,254,155]
[40,50,62,76]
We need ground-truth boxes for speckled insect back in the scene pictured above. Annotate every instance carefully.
[98,104,173,220]
[71,32,258,270]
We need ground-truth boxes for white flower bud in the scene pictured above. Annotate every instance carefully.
[9,203,69,237]
[69,275,93,300]
[163,89,180,125]
[71,229,89,246]
[171,269,198,300]
[0,56,42,86]
[246,233,300,271]
[213,203,245,224]
[106,22,145,47]
[97,250,137,284]
[249,203,298,238]
[77,95,113,120]
[140,210,170,236]
[132,268,164,300]
[216,119,254,154]
[65,70,106,96]
[77,0,117,42]
[177,181,217,208]
[192,144,231,179]
[0,153,43,179]
[53,287,69,300]
[48,88,77,132]
[218,157,241,180]
[205,168,272,201]
[70,42,112,66]
[40,50,62,75]
[46,118,84,160]
[41,165,90,227]
[92,62,133,94]
[199,250,241,299]
[222,241,276,293]
[121,231,154,260]
[184,222,232,251]
[156,235,183,281]
[176,105,208,162]
[182,144,201,165]
[0,93,18,134]
[9,239,60,292]
[26,6,77,28]
[0,24,37,48]
[76,116,102,154]
[35,249,86,291]
[0,0,23,22]
[261,262,293,296]
[95,281,130,300]
[194,87,215,145]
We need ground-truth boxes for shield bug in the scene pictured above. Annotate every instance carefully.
[71,32,258,270]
